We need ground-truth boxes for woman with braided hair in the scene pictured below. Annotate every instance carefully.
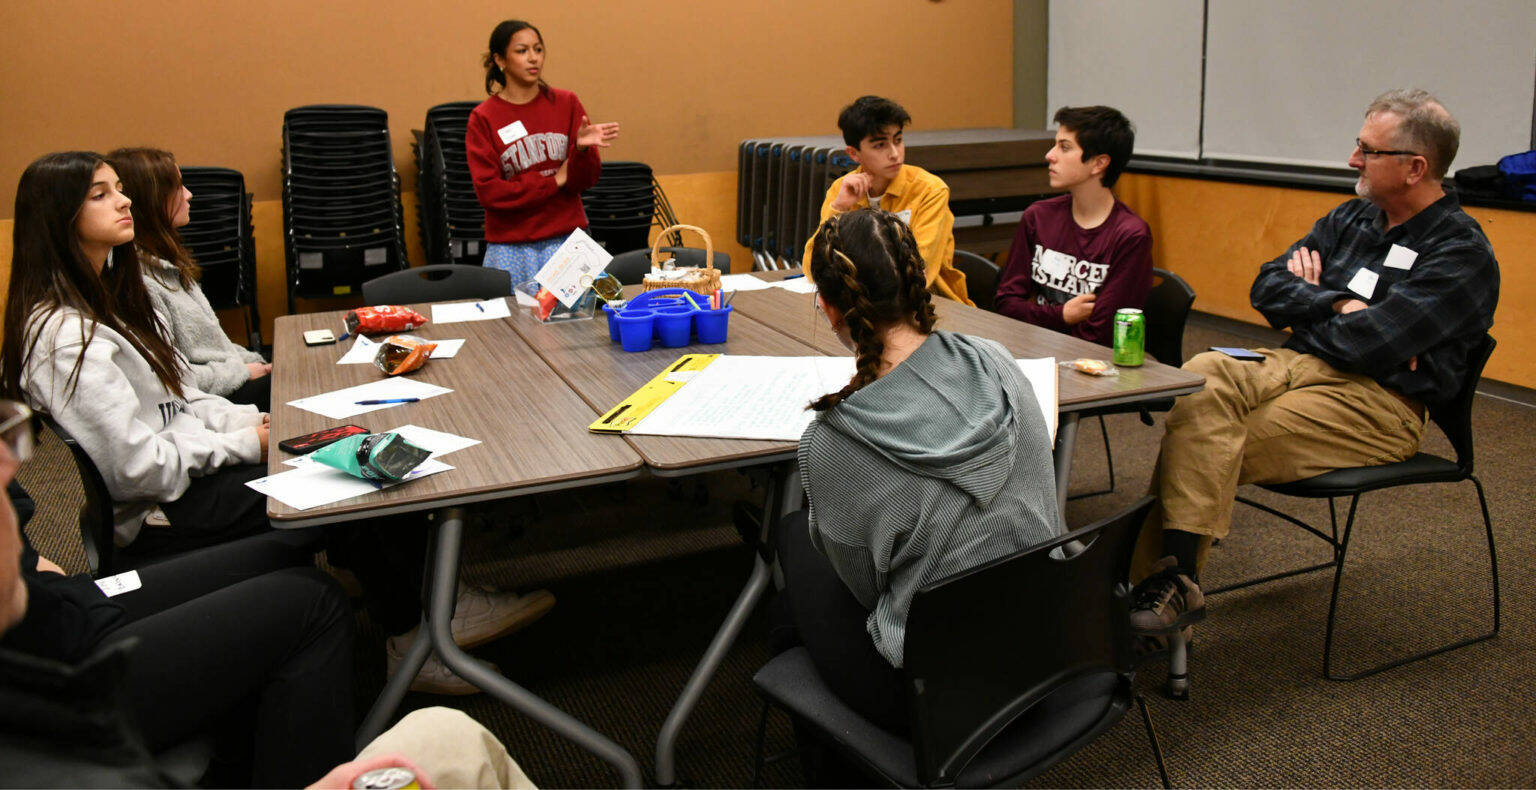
[774,209,1061,743]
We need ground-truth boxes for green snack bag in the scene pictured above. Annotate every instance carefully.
[310,432,431,482]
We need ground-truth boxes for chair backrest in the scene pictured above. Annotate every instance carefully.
[952,250,1001,311]
[603,247,730,286]
[1432,334,1496,473]
[361,264,511,304]
[38,416,116,577]
[1143,268,1196,366]
[902,497,1154,785]
[604,248,653,286]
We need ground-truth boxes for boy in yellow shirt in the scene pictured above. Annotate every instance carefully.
[801,96,972,305]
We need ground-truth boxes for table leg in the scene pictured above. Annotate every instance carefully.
[1053,412,1081,528]
[653,463,801,787]
[358,506,645,789]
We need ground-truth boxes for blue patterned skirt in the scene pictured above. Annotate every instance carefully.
[483,236,568,291]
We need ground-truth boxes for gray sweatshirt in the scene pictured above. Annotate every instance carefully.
[20,308,263,545]
[142,256,265,396]
[797,330,1060,667]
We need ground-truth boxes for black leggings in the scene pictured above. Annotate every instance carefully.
[774,510,909,733]
[106,558,355,788]
[124,463,431,636]
[224,373,272,412]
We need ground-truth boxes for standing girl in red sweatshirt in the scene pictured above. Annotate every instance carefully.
[467,19,620,287]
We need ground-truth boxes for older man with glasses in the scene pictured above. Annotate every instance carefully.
[1127,89,1500,640]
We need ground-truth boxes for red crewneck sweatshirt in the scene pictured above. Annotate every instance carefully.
[465,87,602,243]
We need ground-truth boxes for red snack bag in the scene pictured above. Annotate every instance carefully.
[344,305,428,335]
[535,288,559,321]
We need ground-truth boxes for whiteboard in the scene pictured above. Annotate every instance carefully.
[1203,0,1535,173]
[1047,0,1206,160]
[1045,0,1536,174]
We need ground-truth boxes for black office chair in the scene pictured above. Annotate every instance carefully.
[1213,334,1500,682]
[1071,268,1196,499]
[752,498,1170,788]
[604,246,731,286]
[38,416,119,577]
[952,249,1001,311]
[360,264,512,304]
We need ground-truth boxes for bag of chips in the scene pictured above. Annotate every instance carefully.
[344,305,428,336]
[1060,358,1119,377]
[373,334,438,376]
[310,432,431,482]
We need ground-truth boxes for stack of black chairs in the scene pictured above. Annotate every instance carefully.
[414,101,486,266]
[178,167,261,348]
[582,161,682,253]
[282,104,408,309]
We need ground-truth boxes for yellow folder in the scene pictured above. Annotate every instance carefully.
[588,354,722,433]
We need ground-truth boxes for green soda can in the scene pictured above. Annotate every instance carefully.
[1113,308,1145,366]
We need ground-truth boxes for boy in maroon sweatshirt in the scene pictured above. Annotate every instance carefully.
[994,106,1152,346]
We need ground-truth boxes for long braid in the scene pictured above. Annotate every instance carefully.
[810,216,886,411]
[880,213,938,333]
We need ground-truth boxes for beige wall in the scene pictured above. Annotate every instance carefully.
[0,0,1016,337]
[0,0,1015,209]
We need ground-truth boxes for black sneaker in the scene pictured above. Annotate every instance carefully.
[1130,556,1207,635]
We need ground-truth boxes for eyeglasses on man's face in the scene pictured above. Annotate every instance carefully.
[1355,138,1421,158]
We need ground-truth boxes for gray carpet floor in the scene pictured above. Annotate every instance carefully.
[16,313,1536,788]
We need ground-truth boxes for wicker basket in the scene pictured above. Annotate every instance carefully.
[641,224,722,295]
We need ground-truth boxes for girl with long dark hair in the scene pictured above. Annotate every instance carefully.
[466,18,620,287]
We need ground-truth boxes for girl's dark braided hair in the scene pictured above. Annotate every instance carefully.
[808,209,936,411]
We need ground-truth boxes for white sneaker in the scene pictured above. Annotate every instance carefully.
[385,634,498,696]
[451,584,555,649]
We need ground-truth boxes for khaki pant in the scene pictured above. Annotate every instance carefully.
[359,707,536,789]
[1131,349,1425,579]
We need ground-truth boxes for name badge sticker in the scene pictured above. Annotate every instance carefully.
[497,120,529,145]
[894,209,912,225]
[1037,248,1073,279]
[1347,268,1379,300]
[1383,244,1418,271]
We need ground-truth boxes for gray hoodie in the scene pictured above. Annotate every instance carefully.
[797,330,1059,667]
[142,256,265,397]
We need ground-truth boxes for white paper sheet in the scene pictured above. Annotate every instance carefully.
[1015,358,1058,443]
[771,277,817,294]
[718,274,774,292]
[535,228,614,307]
[338,336,464,365]
[431,298,511,324]
[286,378,453,420]
[625,355,1058,444]
[248,458,454,511]
[95,570,142,597]
[283,424,480,467]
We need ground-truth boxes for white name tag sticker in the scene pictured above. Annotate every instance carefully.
[894,209,912,225]
[95,570,142,598]
[497,121,528,145]
[1383,244,1418,271]
[1347,268,1379,300]
[1038,248,1073,279]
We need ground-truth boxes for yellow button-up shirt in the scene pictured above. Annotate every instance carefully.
[801,164,971,306]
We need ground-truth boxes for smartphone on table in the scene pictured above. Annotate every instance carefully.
[278,425,369,454]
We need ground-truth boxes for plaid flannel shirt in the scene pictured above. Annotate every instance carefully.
[1249,191,1499,407]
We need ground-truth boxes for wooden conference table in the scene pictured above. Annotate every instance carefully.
[268,272,1204,787]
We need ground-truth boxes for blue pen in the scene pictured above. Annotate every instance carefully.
[337,332,350,342]
[475,303,485,312]
[784,273,805,280]
[355,397,420,405]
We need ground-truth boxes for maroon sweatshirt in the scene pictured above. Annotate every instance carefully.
[466,87,602,243]
[994,195,1153,346]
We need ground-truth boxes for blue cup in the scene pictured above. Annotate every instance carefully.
[615,310,656,352]
[602,304,622,342]
[655,309,695,348]
[695,305,732,344]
